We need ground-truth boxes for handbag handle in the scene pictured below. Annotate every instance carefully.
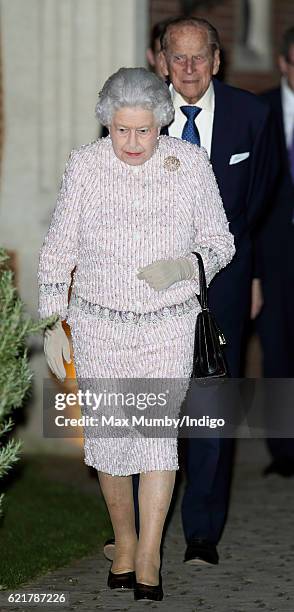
[193,252,208,310]
[193,251,226,346]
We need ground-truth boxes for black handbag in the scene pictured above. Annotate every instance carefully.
[191,252,228,379]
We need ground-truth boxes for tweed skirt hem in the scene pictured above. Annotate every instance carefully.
[83,454,179,476]
[83,435,179,476]
[70,310,197,475]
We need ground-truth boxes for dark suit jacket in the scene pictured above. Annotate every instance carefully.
[256,87,294,279]
[164,78,275,248]
[162,78,278,372]
[254,86,294,378]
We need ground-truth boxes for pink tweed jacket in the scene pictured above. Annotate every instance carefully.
[37,135,235,323]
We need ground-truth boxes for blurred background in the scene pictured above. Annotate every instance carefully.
[0,0,293,458]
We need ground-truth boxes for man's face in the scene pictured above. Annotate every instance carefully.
[146,37,166,78]
[279,43,294,91]
[160,25,220,104]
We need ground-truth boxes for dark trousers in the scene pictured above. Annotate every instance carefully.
[181,254,251,544]
[133,474,140,535]
[180,317,244,544]
[256,226,294,463]
[132,253,252,543]
[181,437,235,543]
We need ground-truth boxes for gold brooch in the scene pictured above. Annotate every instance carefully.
[163,156,181,171]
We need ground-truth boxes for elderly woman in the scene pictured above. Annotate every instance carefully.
[38,67,235,601]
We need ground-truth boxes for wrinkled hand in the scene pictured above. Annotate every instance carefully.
[137,257,194,290]
[44,319,71,381]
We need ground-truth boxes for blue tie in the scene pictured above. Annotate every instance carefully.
[181,106,202,145]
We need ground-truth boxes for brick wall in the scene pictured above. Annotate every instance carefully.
[149,0,294,93]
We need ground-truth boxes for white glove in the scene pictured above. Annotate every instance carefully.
[44,319,71,381]
[137,257,195,290]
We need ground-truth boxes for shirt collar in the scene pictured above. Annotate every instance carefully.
[170,80,215,112]
[281,76,294,109]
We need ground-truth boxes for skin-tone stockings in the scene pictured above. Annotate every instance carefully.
[98,470,176,585]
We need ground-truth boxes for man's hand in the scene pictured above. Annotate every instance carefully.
[250,278,263,320]
[137,257,194,290]
[44,319,71,381]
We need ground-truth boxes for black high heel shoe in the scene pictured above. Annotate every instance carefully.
[107,568,135,590]
[134,571,163,601]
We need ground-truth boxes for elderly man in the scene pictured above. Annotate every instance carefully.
[158,16,277,565]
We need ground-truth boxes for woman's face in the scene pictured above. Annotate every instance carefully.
[109,107,160,165]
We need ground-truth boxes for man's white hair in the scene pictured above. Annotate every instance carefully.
[95,67,174,127]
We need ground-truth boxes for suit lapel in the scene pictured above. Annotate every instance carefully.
[274,89,286,138]
[275,88,289,162]
[210,78,233,180]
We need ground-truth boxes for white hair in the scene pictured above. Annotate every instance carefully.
[95,67,174,127]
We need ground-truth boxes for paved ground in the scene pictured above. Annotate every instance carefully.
[1,440,294,612]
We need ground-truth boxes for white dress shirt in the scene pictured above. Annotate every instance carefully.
[168,81,215,158]
[281,76,294,149]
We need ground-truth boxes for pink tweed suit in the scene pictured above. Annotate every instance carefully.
[38,135,235,475]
